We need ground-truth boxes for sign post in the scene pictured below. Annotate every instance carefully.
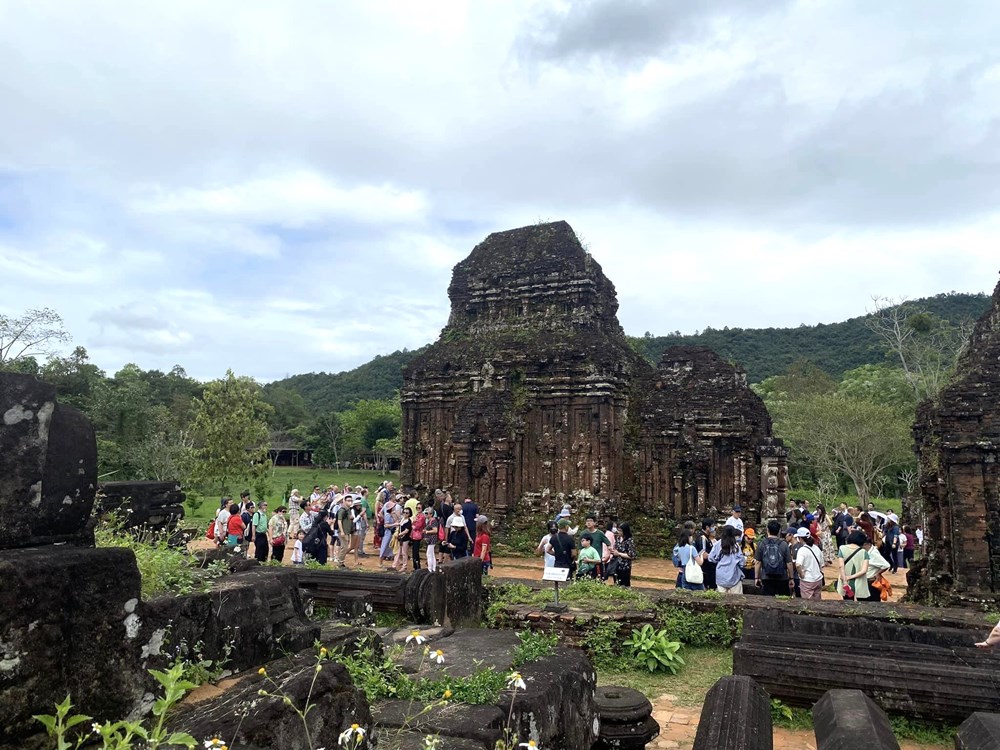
[542,566,570,612]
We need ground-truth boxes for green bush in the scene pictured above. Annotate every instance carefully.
[623,625,685,674]
[655,603,742,647]
[512,630,559,666]
[95,514,200,599]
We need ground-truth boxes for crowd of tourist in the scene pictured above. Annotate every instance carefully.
[667,499,922,600]
[207,485,921,601]
[209,482,494,575]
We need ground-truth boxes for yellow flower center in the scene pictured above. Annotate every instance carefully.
[257,668,266,676]
[351,724,360,730]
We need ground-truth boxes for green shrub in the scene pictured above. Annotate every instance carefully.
[95,514,199,599]
[512,630,559,666]
[655,603,742,647]
[623,625,685,674]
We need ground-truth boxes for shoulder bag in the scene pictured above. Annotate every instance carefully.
[684,545,704,585]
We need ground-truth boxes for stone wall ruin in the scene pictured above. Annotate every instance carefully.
[909,275,1000,606]
[401,221,785,527]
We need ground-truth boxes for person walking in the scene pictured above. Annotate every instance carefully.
[546,518,576,576]
[446,503,473,559]
[709,525,745,595]
[474,515,492,575]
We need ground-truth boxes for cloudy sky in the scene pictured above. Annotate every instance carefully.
[2,0,998,383]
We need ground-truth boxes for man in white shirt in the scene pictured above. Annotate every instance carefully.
[724,506,744,541]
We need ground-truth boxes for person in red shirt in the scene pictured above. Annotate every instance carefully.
[473,514,492,575]
[225,503,245,550]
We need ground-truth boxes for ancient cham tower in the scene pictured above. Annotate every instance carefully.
[401,221,787,526]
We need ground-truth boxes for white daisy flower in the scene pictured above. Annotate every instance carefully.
[405,630,426,645]
[432,649,445,664]
[507,672,527,691]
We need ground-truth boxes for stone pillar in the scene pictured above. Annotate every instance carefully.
[757,438,789,525]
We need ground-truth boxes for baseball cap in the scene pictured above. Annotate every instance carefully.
[795,527,811,538]
[733,505,742,512]
[475,514,489,525]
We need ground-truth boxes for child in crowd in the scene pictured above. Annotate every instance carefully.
[292,530,305,565]
[473,515,492,575]
[577,536,601,579]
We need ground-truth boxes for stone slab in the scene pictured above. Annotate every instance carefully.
[692,676,772,750]
[812,690,899,750]
[956,712,1000,750]
[0,373,97,548]
[0,546,144,744]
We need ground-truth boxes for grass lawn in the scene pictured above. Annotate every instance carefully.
[184,467,399,522]
[597,647,733,706]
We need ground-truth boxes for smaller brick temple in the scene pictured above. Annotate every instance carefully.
[636,346,788,524]
[401,221,786,527]
[909,275,1000,606]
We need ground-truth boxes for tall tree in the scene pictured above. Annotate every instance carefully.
[775,393,911,504]
[866,297,972,402]
[0,307,71,367]
[190,370,272,497]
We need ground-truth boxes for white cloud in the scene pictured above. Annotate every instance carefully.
[133,171,428,227]
[0,0,998,382]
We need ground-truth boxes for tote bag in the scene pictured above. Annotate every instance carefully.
[684,545,704,585]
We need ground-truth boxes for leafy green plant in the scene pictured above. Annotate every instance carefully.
[582,620,626,670]
[770,698,793,722]
[623,625,685,674]
[656,604,741,647]
[34,664,197,750]
[512,630,559,667]
[95,513,199,599]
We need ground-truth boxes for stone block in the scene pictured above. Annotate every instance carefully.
[374,702,505,748]
[956,712,1000,750]
[405,567,445,624]
[440,556,484,628]
[0,547,144,744]
[138,569,318,677]
[0,373,97,549]
[168,651,372,750]
[596,685,653,724]
[812,690,899,750]
[733,608,1000,722]
[97,480,185,531]
[692,676,772,750]
[335,591,375,626]
[506,646,599,750]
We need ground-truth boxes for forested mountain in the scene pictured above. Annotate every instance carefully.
[272,292,990,406]
[266,347,425,413]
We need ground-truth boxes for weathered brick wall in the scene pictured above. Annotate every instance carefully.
[910,275,1000,606]
[401,221,783,530]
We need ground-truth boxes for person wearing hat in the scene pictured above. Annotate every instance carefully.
[784,527,802,597]
[473,514,492,575]
[794,526,825,600]
[725,505,744,541]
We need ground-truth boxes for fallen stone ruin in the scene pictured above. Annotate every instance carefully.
[1,372,602,750]
[98,479,186,531]
[401,221,787,528]
[910,275,1000,607]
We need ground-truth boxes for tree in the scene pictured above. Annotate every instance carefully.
[775,393,912,504]
[866,297,973,402]
[0,307,71,367]
[190,370,272,497]
[339,397,402,463]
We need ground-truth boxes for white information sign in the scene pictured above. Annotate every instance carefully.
[542,567,570,582]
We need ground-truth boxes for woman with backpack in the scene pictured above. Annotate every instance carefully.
[673,528,705,591]
[303,510,332,565]
[836,530,870,600]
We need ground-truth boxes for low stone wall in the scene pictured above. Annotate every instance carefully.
[98,480,185,531]
[293,556,484,627]
[734,606,1000,722]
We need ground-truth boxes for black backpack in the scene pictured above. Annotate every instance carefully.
[761,538,785,577]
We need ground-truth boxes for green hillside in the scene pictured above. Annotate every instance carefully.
[631,292,989,383]
[266,347,425,413]
[270,292,990,408]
